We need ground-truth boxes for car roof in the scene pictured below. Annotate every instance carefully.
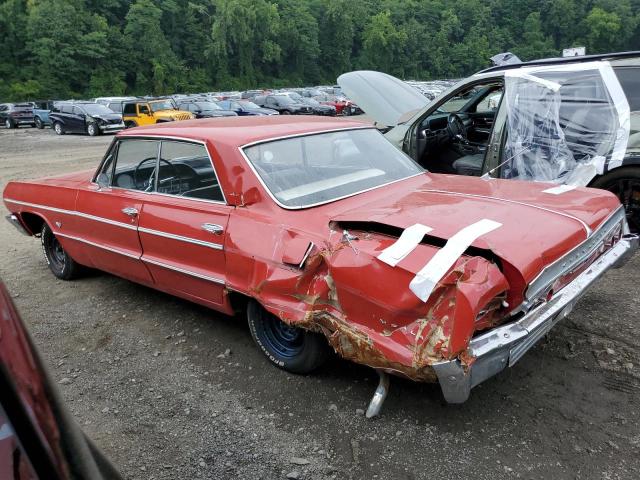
[117,116,371,147]
[478,50,640,74]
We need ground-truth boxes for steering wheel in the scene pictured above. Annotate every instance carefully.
[447,113,467,143]
[133,157,177,191]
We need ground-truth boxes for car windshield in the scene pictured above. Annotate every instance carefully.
[82,104,113,115]
[273,96,295,105]
[195,102,221,111]
[150,100,176,112]
[241,101,260,109]
[243,128,423,208]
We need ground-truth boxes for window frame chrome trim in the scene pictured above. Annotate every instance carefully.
[238,126,425,210]
[91,135,228,206]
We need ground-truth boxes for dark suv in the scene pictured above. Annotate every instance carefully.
[0,103,35,129]
[49,102,124,136]
[253,95,313,115]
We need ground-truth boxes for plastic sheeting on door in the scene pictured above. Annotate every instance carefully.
[501,61,630,186]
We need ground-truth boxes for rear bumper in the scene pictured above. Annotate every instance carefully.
[433,233,638,403]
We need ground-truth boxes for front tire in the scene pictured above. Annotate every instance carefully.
[87,122,100,136]
[41,223,82,280]
[125,121,137,129]
[5,118,15,129]
[34,117,44,129]
[53,122,64,135]
[247,301,329,374]
[591,167,640,233]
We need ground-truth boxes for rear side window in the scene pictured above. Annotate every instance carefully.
[108,103,123,113]
[614,67,640,111]
[123,103,136,115]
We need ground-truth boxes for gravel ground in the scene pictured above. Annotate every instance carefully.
[1,126,639,480]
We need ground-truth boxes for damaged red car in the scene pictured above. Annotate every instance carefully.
[3,116,637,413]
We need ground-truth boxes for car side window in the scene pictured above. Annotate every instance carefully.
[123,103,136,115]
[101,140,160,191]
[139,104,150,115]
[158,140,224,202]
[72,106,83,115]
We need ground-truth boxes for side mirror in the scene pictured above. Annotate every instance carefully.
[96,173,110,189]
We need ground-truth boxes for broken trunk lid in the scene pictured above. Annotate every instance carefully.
[337,70,430,127]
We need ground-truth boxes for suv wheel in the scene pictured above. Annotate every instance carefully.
[53,122,64,135]
[281,110,291,115]
[5,118,15,129]
[124,121,137,129]
[87,123,99,136]
[34,117,44,129]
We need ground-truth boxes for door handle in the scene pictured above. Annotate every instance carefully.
[121,207,139,217]
[202,223,224,235]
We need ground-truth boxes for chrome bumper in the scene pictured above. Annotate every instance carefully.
[433,233,638,403]
[5,214,31,236]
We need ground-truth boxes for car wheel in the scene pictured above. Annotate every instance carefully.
[125,121,137,129]
[5,118,15,129]
[35,117,44,129]
[41,223,82,280]
[247,300,330,374]
[53,122,64,135]
[591,167,640,233]
[281,110,291,115]
[87,122,99,136]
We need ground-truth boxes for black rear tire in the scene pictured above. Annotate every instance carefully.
[5,118,15,129]
[590,167,640,233]
[53,122,64,135]
[247,300,330,374]
[35,117,44,129]
[41,223,83,280]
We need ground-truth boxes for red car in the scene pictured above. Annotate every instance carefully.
[3,117,637,414]
[313,94,358,115]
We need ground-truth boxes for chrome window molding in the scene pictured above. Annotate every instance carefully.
[92,135,228,206]
[142,257,225,284]
[525,205,626,304]
[138,227,223,250]
[238,126,426,210]
[417,188,592,237]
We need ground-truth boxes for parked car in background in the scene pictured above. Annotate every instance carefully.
[33,100,56,129]
[0,103,35,129]
[95,96,137,114]
[340,51,640,231]
[279,91,335,116]
[0,281,122,479]
[49,102,124,136]
[121,98,193,128]
[254,94,313,115]
[176,100,237,118]
[314,94,356,115]
[3,117,637,411]
[216,100,278,116]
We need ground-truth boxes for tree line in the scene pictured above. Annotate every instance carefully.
[0,0,639,101]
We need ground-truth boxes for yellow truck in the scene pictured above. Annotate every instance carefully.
[122,98,194,127]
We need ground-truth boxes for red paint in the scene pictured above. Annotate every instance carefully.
[2,117,623,379]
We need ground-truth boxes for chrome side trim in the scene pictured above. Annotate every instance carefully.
[4,198,137,231]
[142,257,225,284]
[138,227,223,250]
[417,188,592,237]
[56,232,140,259]
[5,214,31,236]
[432,233,638,404]
[525,206,626,304]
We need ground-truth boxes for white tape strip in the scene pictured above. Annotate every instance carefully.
[377,223,432,267]
[409,219,502,302]
[542,184,576,195]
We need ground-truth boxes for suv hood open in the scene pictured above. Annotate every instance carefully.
[337,70,430,126]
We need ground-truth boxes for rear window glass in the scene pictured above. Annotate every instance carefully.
[614,67,640,111]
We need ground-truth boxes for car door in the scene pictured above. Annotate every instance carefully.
[73,139,158,284]
[137,104,153,126]
[71,106,87,133]
[0,104,7,123]
[137,139,230,307]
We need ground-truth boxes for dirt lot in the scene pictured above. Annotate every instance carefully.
[1,126,639,480]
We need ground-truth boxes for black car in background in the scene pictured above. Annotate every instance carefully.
[176,100,237,118]
[49,102,124,136]
[253,94,313,115]
[0,103,35,129]
[216,100,278,116]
